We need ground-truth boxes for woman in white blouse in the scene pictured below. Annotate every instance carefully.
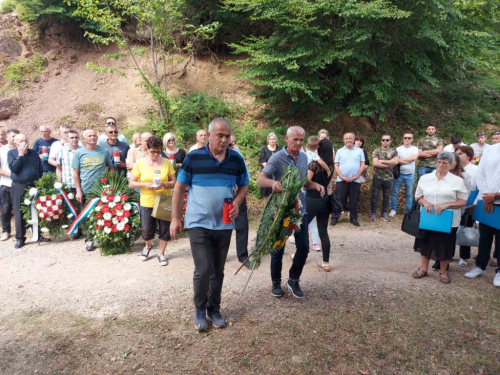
[412,151,468,284]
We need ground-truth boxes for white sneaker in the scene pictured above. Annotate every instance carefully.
[389,210,396,218]
[141,245,152,261]
[493,272,500,287]
[158,254,168,266]
[464,266,486,279]
[458,259,468,267]
[0,232,9,241]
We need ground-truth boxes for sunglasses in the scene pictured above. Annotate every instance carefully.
[403,137,413,140]
[381,139,391,142]
[106,121,116,125]
[477,132,487,137]
[492,131,500,135]
[167,139,175,142]
[107,131,118,134]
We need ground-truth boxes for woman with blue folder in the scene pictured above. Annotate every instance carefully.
[412,152,468,284]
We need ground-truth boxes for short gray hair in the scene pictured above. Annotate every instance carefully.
[208,118,230,132]
[287,126,305,137]
[60,125,71,131]
[437,151,455,165]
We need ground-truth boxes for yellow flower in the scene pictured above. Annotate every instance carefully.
[283,217,291,227]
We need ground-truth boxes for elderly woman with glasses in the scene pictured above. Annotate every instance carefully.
[412,151,468,284]
[130,136,177,266]
[163,132,186,171]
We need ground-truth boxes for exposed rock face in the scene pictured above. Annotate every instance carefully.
[0,98,17,120]
[0,35,22,56]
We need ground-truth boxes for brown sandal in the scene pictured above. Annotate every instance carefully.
[439,272,451,284]
[412,268,428,279]
[319,263,331,272]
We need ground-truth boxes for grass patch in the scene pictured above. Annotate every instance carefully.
[2,52,47,93]
[75,102,102,115]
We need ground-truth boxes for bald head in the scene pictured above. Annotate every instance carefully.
[140,132,153,149]
[14,133,27,145]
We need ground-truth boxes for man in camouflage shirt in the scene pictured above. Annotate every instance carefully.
[417,123,443,182]
[371,135,399,222]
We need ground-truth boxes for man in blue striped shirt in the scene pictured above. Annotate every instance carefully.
[171,118,249,332]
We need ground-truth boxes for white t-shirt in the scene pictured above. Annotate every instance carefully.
[0,145,14,187]
[305,150,320,165]
[396,145,419,175]
[470,142,490,159]
[463,163,478,191]
[443,142,467,153]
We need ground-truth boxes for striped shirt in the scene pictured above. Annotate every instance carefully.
[57,144,83,188]
[177,144,249,230]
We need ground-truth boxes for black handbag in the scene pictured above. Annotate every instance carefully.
[393,164,401,179]
[401,202,422,238]
[330,193,343,215]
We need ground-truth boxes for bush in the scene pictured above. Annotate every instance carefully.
[1,0,17,14]
[2,52,47,91]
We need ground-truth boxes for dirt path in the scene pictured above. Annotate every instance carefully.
[1,217,499,374]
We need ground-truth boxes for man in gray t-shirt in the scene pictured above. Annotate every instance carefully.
[470,131,490,161]
[257,126,324,299]
[71,129,113,251]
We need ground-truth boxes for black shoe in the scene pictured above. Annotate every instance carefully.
[206,310,226,329]
[39,237,51,243]
[287,279,305,298]
[350,219,360,227]
[240,260,251,269]
[272,281,283,298]
[73,231,83,240]
[330,217,339,226]
[14,237,26,249]
[431,261,440,271]
[194,308,208,332]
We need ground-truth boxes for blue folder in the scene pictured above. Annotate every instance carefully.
[419,208,453,233]
[466,190,479,207]
[472,200,500,230]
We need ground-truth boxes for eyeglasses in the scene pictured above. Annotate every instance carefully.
[381,139,391,142]
[106,121,116,125]
[403,137,413,140]
[107,131,118,134]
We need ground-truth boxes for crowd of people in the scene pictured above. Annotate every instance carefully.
[0,120,499,332]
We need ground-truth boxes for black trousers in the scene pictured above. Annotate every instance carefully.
[333,181,361,221]
[234,198,249,262]
[188,227,232,312]
[475,223,500,272]
[371,177,392,215]
[11,181,30,240]
[1,185,13,234]
[458,214,475,260]
[271,218,309,282]
[140,206,171,241]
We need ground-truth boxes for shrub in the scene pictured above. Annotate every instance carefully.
[1,0,17,14]
[2,53,47,91]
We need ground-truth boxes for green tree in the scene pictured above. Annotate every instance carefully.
[225,0,500,121]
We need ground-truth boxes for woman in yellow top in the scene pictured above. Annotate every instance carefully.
[130,136,176,266]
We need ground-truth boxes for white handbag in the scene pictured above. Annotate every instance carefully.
[456,222,480,248]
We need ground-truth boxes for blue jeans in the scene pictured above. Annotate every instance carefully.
[271,218,309,282]
[417,166,435,183]
[391,173,415,212]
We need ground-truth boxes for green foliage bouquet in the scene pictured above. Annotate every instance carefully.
[21,173,79,240]
[250,166,307,268]
[82,170,141,256]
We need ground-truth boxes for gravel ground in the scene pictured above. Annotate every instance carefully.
[1,216,492,321]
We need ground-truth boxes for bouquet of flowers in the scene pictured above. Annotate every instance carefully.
[82,170,141,256]
[21,173,79,240]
